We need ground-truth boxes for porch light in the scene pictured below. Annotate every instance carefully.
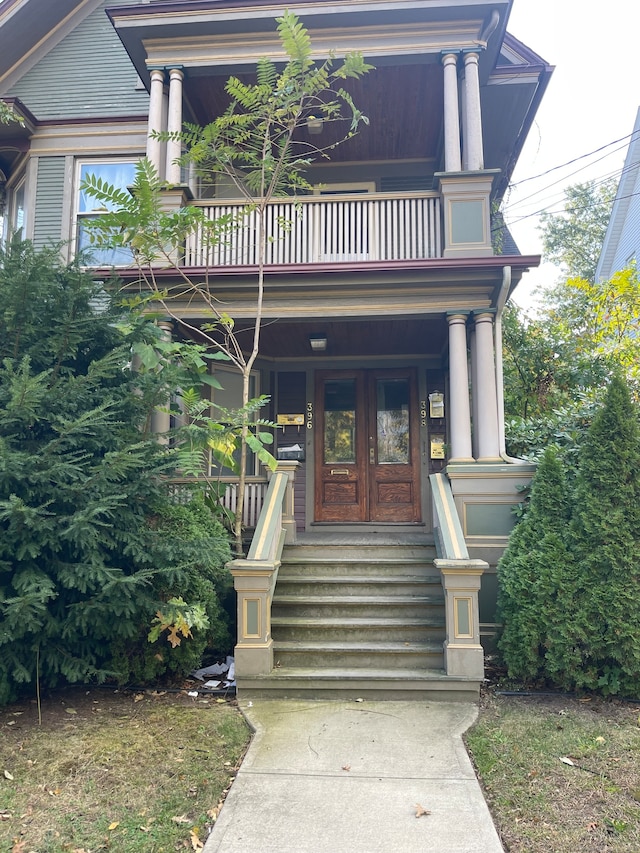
[309,334,327,352]
[306,116,323,135]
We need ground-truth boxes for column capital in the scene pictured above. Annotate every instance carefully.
[462,47,482,58]
[473,308,497,318]
[441,49,460,61]
[168,67,185,79]
[447,311,470,322]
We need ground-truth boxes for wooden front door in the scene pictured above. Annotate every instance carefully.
[315,369,421,523]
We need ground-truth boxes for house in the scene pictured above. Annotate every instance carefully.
[596,106,640,281]
[0,0,552,698]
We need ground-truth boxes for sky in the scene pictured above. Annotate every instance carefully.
[501,0,640,311]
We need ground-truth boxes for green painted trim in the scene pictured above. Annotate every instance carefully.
[429,472,469,560]
[248,471,288,562]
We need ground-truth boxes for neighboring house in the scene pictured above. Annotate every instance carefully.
[0,0,552,698]
[596,107,640,281]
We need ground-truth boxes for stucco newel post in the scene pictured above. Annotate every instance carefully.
[447,313,474,462]
[165,68,184,185]
[462,50,484,171]
[147,69,165,178]
[441,51,462,173]
[473,311,501,461]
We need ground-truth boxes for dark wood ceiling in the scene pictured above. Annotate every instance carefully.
[208,316,448,359]
[185,62,444,163]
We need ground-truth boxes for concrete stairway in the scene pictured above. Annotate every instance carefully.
[236,543,482,700]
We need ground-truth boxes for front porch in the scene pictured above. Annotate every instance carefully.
[225,468,499,699]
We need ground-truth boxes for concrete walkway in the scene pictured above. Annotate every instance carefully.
[204,699,504,853]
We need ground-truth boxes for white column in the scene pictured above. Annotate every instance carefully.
[473,312,501,461]
[441,52,462,173]
[150,320,173,441]
[165,68,184,185]
[463,50,484,171]
[447,313,474,462]
[469,324,479,459]
[147,69,165,176]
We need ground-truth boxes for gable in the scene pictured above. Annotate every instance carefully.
[6,0,147,120]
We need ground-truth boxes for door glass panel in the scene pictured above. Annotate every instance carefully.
[324,379,356,463]
[376,379,410,464]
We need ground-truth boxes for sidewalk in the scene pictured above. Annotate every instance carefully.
[204,699,504,853]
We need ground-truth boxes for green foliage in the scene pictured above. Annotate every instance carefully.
[539,179,617,282]
[0,239,232,704]
[80,12,371,555]
[498,377,640,697]
[497,448,574,681]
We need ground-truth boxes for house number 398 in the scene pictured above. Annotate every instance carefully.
[420,400,427,428]
[306,401,313,429]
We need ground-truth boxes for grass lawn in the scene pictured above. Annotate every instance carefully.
[0,687,250,853]
[466,691,640,852]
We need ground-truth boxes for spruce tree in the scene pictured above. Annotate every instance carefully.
[564,374,640,695]
[497,447,574,681]
[0,239,231,704]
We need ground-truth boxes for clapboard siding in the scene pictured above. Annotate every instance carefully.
[8,0,147,120]
[32,158,66,249]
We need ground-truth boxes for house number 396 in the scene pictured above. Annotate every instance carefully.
[306,401,313,429]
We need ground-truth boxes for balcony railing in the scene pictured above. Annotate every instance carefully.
[185,191,442,267]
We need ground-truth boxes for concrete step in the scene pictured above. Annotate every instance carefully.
[273,640,444,669]
[275,574,441,597]
[282,545,437,562]
[271,594,444,620]
[271,615,445,643]
[280,558,438,579]
[236,666,480,701]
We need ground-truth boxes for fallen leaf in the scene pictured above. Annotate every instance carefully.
[559,756,575,766]
[11,841,26,853]
[595,736,605,744]
[415,804,431,818]
[3,770,14,780]
[65,708,77,715]
[134,693,145,703]
[341,764,351,772]
[190,829,204,850]
[172,815,191,825]
[6,721,16,726]
[0,811,12,821]
[587,822,599,831]
[108,821,119,831]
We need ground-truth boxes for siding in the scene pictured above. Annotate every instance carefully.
[32,157,66,249]
[8,0,148,120]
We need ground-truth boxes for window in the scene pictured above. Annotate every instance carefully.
[211,367,260,476]
[76,160,137,265]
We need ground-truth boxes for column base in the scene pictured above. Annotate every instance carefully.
[234,640,273,677]
[444,642,485,678]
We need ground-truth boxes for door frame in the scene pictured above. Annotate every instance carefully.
[313,367,422,523]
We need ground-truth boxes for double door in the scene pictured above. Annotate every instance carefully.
[315,369,421,523]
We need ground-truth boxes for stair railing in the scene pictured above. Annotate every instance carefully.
[430,472,488,679]
[227,468,296,678]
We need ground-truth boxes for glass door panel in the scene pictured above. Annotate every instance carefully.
[376,378,410,464]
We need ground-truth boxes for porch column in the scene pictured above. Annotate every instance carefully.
[473,311,501,461]
[447,313,474,462]
[150,319,173,441]
[147,69,165,177]
[165,68,184,185]
[462,50,484,171]
[469,324,479,459]
[442,52,462,173]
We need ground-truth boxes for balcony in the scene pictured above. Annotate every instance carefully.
[184,191,442,268]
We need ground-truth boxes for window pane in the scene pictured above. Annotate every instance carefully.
[324,379,356,464]
[77,217,134,266]
[376,379,409,464]
[79,162,137,212]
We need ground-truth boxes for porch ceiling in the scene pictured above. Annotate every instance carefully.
[200,316,449,359]
[184,63,444,163]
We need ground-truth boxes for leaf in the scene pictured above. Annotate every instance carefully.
[108,821,120,831]
[3,770,14,781]
[341,764,351,771]
[172,815,191,825]
[414,804,431,818]
[559,756,575,766]
[65,708,77,715]
[190,829,204,850]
